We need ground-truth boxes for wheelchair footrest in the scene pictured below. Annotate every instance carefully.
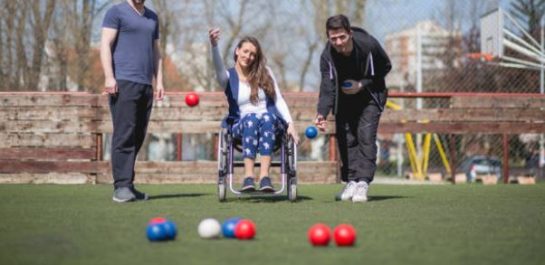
[236,189,277,195]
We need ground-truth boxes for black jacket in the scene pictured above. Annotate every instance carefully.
[317,27,392,117]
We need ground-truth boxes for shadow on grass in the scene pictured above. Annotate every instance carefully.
[368,195,407,202]
[226,195,313,203]
[149,193,207,200]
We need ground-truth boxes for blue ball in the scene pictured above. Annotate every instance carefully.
[305,126,318,139]
[146,223,168,241]
[162,221,177,240]
[222,217,241,238]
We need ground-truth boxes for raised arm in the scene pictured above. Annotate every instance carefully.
[209,28,229,89]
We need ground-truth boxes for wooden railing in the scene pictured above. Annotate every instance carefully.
[1,91,544,184]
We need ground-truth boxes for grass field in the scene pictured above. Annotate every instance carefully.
[0,183,544,265]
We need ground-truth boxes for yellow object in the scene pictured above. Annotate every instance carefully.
[386,100,451,179]
[405,133,423,179]
[422,133,432,178]
[433,134,451,175]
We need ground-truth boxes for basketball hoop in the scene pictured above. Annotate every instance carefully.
[466,53,495,62]
[480,8,545,70]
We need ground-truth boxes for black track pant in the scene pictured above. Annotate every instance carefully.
[109,80,153,189]
[335,93,383,184]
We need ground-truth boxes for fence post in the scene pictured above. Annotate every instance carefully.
[449,134,457,184]
[503,133,510,184]
[176,133,183,161]
[329,134,336,162]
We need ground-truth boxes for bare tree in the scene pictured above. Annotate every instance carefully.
[0,1,4,89]
[218,0,248,61]
[2,0,20,90]
[152,0,182,90]
[15,3,29,91]
[439,0,462,69]
[0,1,17,90]
[352,0,367,27]
[45,0,108,91]
[72,0,108,91]
[50,0,70,91]
[171,0,274,91]
[510,0,545,40]
[27,0,56,90]
[172,0,218,91]
[293,0,368,91]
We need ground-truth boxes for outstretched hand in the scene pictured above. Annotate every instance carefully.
[209,28,220,47]
[314,114,328,132]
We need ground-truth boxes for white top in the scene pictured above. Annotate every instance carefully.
[212,46,293,124]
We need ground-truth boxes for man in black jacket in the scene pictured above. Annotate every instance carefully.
[315,14,391,203]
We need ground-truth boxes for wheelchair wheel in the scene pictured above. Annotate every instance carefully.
[287,177,297,202]
[287,136,297,171]
[286,135,297,202]
[217,129,228,202]
[218,183,226,202]
[217,129,228,172]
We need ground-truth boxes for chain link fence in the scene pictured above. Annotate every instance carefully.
[1,0,543,182]
[369,0,544,182]
[99,0,543,181]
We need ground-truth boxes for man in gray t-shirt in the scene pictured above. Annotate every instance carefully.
[100,0,165,203]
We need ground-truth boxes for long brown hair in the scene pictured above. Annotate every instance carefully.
[233,36,275,104]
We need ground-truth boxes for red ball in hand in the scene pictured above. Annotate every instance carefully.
[333,224,356,246]
[307,223,331,246]
[234,219,256,240]
[185,92,199,107]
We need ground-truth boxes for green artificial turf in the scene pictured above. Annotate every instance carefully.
[0,184,544,265]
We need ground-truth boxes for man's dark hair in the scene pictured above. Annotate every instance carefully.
[326,14,351,36]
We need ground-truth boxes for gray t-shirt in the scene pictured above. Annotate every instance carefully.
[102,2,159,85]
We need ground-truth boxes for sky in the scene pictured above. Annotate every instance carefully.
[365,0,513,43]
[90,0,523,89]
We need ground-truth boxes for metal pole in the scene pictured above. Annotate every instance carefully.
[416,24,423,103]
[537,25,545,180]
[397,79,405,177]
[416,23,423,165]
[503,133,510,184]
[539,26,545,94]
[449,135,457,184]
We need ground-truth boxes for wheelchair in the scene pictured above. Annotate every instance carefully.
[216,120,298,202]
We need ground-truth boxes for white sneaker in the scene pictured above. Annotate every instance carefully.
[336,181,357,201]
[352,182,369,203]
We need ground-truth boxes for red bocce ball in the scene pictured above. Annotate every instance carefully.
[185,92,199,107]
[148,217,167,225]
[308,223,331,246]
[234,219,256,240]
[333,224,356,246]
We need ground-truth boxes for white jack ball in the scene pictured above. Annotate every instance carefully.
[198,218,221,239]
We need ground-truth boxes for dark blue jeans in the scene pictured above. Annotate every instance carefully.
[336,91,384,184]
[109,80,153,189]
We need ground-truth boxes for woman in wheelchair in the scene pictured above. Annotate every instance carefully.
[209,28,299,193]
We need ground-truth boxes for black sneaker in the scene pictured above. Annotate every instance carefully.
[240,177,256,192]
[259,177,275,193]
[131,187,149,201]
